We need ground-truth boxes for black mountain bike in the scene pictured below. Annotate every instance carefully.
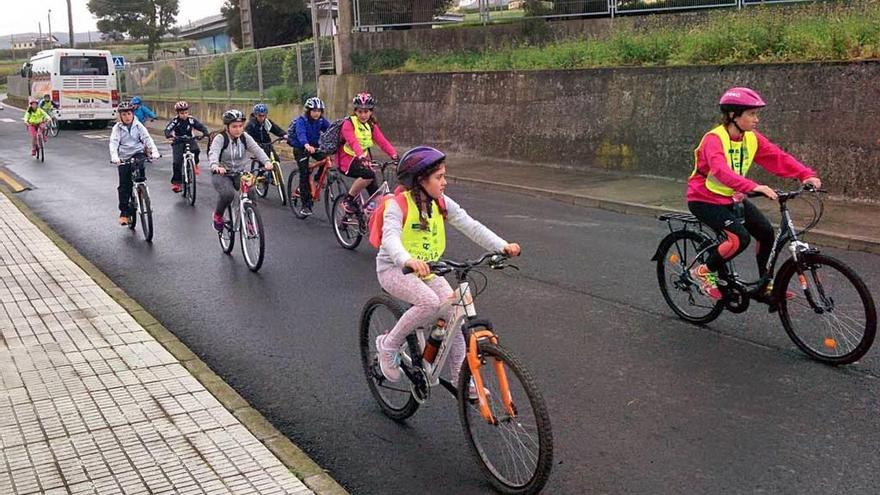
[120,156,154,243]
[653,185,876,365]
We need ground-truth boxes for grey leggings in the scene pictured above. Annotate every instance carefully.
[212,174,254,215]
[377,268,466,383]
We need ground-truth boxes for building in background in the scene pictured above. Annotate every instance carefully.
[177,14,234,55]
[12,35,62,50]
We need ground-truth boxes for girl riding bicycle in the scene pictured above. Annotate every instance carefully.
[109,100,160,226]
[24,97,51,157]
[374,146,520,394]
[288,97,330,216]
[338,92,398,213]
[209,109,273,231]
[688,87,822,300]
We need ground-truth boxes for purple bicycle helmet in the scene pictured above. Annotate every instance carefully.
[397,146,446,189]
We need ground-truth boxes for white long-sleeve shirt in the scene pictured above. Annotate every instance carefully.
[109,120,159,163]
[376,194,507,273]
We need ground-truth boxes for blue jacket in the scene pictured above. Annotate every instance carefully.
[134,104,157,123]
[288,114,330,149]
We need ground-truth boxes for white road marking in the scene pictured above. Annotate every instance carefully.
[0,118,16,123]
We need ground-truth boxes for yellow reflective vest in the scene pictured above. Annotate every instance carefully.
[400,190,446,264]
[691,125,758,197]
[342,115,374,157]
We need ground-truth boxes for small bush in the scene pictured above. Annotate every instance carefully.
[351,49,409,74]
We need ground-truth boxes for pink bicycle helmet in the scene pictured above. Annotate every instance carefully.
[352,92,375,110]
[719,87,766,110]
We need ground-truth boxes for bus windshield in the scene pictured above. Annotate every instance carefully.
[60,56,109,76]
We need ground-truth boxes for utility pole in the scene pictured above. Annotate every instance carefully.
[67,0,75,48]
[48,9,53,47]
[11,35,16,60]
[240,0,255,49]
[39,22,44,51]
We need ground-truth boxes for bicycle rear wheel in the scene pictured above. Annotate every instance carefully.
[219,206,235,254]
[776,253,877,365]
[359,296,420,421]
[324,174,346,221]
[184,159,196,206]
[137,185,153,243]
[655,230,724,324]
[459,340,553,495]
[240,202,265,272]
[331,194,362,249]
[286,169,308,219]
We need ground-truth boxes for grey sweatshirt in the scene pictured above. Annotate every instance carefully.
[376,194,507,273]
[208,132,270,174]
[109,120,159,163]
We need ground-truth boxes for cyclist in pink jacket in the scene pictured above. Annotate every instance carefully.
[687,87,822,301]
[336,92,398,213]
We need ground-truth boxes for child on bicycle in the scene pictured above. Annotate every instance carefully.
[338,92,398,213]
[109,100,160,226]
[209,109,273,231]
[688,87,822,301]
[245,103,287,162]
[287,97,330,216]
[40,94,58,115]
[131,96,157,123]
[24,97,51,157]
[164,100,209,192]
[374,146,521,396]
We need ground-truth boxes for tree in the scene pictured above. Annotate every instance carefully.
[222,0,311,49]
[87,0,179,60]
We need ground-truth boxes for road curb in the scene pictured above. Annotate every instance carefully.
[447,174,880,255]
[0,184,349,495]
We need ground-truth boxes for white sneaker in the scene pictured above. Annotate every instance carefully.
[375,335,402,382]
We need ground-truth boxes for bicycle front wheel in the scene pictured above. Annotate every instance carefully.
[459,340,553,495]
[655,230,724,324]
[286,169,308,219]
[331,194,362,250]
[38,138,45,163]
[776,253,877,365]
[219,206,235,254]
[49,119,59,137]
[359,296,420,421]
[137,185,153,243]
[184,159,196,206]
[324,174,346,221]
[240,202,265,272]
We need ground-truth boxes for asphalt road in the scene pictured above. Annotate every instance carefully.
[2,118,879,495]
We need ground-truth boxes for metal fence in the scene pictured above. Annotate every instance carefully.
[352,0,811,30]
[120,39,333,103]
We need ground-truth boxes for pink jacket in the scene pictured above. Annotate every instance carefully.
[336,117,397,174]
[687,130,817,205]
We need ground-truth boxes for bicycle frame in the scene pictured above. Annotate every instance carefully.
[181,140,196,184]
[305,156,334,202]
[398,260,517,424]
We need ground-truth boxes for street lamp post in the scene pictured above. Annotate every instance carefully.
[66,0,75,49]
[48,9,53,47]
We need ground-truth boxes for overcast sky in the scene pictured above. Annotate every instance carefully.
[0,0,227,38]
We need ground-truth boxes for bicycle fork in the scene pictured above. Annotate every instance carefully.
[467,328,516,425]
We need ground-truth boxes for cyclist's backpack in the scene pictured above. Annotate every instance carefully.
[206,130,230,157]
[368,190,447,249]
[317,118,346,155]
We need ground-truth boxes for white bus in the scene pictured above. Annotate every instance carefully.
[22,49,119,128]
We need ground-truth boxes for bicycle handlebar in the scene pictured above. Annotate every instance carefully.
[746,184,827,201]
[402,252,515,275]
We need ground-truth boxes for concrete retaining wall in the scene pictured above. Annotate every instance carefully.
[319,61,880,201]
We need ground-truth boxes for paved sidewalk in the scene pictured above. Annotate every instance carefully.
[442,153,880,254]
[0,193,313,494]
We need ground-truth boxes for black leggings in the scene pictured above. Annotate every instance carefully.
[344,158,378,196]
[293,147,327,207]
[688,200,775,277]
